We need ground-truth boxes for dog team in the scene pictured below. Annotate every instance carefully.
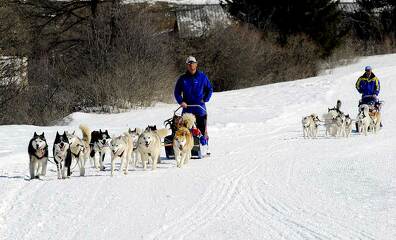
[302,100,382,139]
[28,113,197,180]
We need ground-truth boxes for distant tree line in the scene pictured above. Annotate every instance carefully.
[0,0,395,125]
[348,0,396,43]
[0,0,176,124]
[221,0,396,56]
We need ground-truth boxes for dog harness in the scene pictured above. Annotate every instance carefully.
[71,143,84,158]
[113,149,125,158]
[33,148,47,160]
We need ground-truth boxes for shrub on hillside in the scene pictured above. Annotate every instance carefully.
[176,25,320,91]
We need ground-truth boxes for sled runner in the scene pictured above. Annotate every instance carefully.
[163,105,207,159]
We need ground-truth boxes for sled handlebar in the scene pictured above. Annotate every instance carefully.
[174,104,207,115]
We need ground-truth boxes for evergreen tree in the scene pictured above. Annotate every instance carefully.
[347,0,396,41]
[380,0,396,38]
[221,0,344,56]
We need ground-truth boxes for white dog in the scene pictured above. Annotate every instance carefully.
[334,113,347,137]
[357,105,371,136]
[344,114,353,138]
[137,128,169,170]
[302,114,321,138]
[173,127,194,168]
[369,111,382,133]
[110,133,133,176]
[323,108,340,137]
[65,125,91,176]
[128,128,142,169]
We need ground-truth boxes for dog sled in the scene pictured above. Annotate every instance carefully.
[163,105,207,159]
[355,96,384,133]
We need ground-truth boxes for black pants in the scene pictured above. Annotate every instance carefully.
[195,114,207,137]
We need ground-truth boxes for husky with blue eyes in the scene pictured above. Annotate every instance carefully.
[28,132,49,179]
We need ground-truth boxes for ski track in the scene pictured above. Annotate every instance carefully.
[1,54,396,239]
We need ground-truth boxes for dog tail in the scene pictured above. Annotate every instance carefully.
[79,124,91,144]
[155,128,171,138]
[182,113,196,129]
[336,99,342,110]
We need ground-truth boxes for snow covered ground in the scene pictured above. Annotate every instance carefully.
[1,54,396,239]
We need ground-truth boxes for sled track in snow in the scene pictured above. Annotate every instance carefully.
[147,160,253,240]
[238,137,377,240]
[245,181,376,240]
[147,140,284,240]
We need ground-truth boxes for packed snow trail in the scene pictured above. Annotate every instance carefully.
[0,54,396,239]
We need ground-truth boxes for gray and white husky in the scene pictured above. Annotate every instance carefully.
[28,132,48,179]
[302,113,321,138]
[128,128,142,169]
[344,114,353,138]
[335,114,346,137]
[323,100,344,137]
[357,104,372,136]
[53,131,72,179]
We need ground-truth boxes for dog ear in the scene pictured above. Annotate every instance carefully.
[105,130,109,134]
[34,132,38,137]
[56,131,60,136]
[40,132,45,137]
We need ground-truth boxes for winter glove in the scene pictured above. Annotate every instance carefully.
[199,135,207,145]
[192,128,201,136]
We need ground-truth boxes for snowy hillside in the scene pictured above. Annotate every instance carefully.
[1,53,396,240]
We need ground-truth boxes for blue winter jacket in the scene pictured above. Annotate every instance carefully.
[174,70,213,116]
[355,72,380,97]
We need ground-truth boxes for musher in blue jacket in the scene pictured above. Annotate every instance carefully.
[174,56,213,147]
[355,66,380,105]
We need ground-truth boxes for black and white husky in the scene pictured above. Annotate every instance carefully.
[90,129,112,171]
[53,131,72,179]
[28,132,48,179]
